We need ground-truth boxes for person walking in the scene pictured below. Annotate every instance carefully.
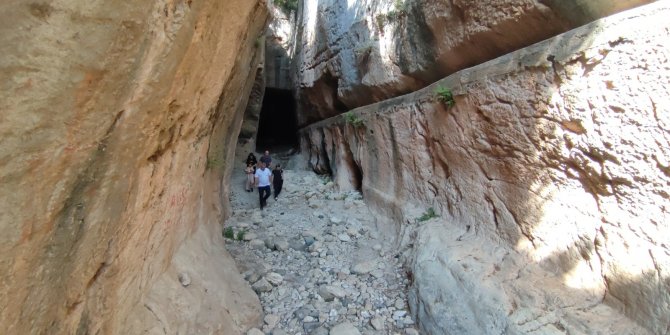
[260,150,272,168]
[272,164,284,200]
[246,152,257,171]
[254,161,273,210]
[244,163,255,192]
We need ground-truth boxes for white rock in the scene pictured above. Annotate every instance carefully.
[264,314,280,329]
[274,239,289,251]
[178,272,191,287]
[265,272,284,286]
[351,261,376,274]
[252,278,273,293]
[249,239,266,250]
[330,216,343,225]
[370,316,384,330]
[318,285,347,301]
[247,328,263,335]
[330,322,361,335]
[338,234,351,242]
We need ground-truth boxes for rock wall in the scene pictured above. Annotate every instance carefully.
[300,3,670,334]
[0,0,268,334]
[293,0,653,127]
[266,6,296,90]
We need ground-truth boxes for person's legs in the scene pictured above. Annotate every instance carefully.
[273,181,283,199]
[261,186,271,206]
[247,174,255,192]
[258,186,266,209]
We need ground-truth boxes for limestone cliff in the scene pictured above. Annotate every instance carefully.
[300,3,670,334]
[293,0,652,127]
[0,0,268,333]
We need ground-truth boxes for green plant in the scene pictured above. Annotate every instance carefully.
[435,86,455,108]
[375,14,387,29]
[223,227,234,239]
[236,229,246,241]
[344,111,364,128]
[394,0,408,13]
[417,208,438,222]
[318,175,332,185]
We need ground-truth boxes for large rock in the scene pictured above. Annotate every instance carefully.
[300,3,669,334]
[293,0,651,127]
[0,0,268,333]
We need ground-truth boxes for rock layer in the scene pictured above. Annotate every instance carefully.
[0,0,268,333]
[293,0,652,127]
[300,3,670,333]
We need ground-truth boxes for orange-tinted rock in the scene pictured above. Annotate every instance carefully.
[300,3,669,333]
[0,0,268,333]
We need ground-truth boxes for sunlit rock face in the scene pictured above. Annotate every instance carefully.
[300,3,669,334]
[293,0,652,127]
[0,0,268,334]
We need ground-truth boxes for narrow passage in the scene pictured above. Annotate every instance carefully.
[224,161,419,335]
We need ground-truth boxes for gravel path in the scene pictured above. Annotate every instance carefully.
[225,166,419,335]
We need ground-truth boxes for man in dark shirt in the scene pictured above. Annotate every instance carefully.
[260,150,272,167]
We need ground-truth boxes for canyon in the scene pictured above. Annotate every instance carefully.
[0,0,668,334]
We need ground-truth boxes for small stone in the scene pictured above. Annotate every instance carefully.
[330,216,343,225]
[243,232,257,241]
[338,234,351,242]
[178,272,191,287]
[265,272,284,286]
[264,314,280,329]
[249,239,266,250]
[371,270,384,278]
[245,271,261,284]
[318,285,347,301]
[370,316,384,330]
[372,244,382,251]
[247,328,263,335]
[330,322,361,335]
[351,261,376,274]
[405,329,419,335]
[302,321,321,333]
[392,310,407,320]
[252,278,272,293]
[310,326,329,335]
[303,315,315,322]
[271,330,289,335]
[274,239,289,251]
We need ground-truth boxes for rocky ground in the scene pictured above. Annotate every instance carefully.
[224,165,420,335]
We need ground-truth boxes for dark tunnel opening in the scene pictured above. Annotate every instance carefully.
[256,88,299,152]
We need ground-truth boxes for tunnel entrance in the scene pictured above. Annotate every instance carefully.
[256,88,299,152]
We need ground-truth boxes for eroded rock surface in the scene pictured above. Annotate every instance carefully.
[300,3,669,334]
[293,0,651,127]
[0,0,268,333]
